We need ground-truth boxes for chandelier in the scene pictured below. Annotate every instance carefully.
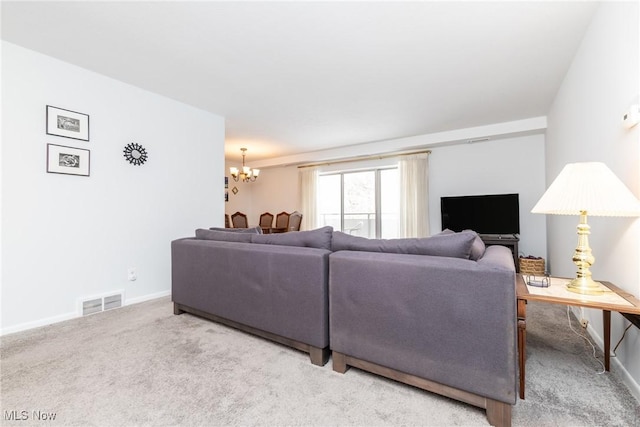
[229,148,260,182]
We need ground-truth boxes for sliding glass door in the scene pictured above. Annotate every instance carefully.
[318,167,398,238]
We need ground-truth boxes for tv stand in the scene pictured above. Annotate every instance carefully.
[480,234,520,272]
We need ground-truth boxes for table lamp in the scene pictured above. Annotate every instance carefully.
[532,162,640,295]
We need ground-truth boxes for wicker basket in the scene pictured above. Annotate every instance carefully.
[519,257,545,275]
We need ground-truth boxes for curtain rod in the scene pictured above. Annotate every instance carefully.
[297,149,431,169]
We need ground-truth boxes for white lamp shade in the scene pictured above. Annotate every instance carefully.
[531,162,640,217]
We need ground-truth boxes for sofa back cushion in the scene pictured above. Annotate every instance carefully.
[251,226,333,250]
[331,231,476,259]
[195,228,254,243]
[208,226,263,234]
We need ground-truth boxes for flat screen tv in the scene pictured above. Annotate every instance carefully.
[441,193,520,235]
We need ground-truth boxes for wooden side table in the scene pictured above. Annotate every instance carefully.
[516,274,640,399]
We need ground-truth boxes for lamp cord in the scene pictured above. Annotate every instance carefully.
[612,323,633,356]
[566,306,605,374]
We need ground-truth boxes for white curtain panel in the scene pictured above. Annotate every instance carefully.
[399,153,430,238]
[299,167,319,231]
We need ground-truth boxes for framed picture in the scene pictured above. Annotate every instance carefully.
[47,144,90,177]
[46,105,90,141]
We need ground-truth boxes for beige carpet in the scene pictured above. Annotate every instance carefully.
[1,296,638,426]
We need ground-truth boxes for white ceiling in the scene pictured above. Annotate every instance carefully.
[1,1,598,162]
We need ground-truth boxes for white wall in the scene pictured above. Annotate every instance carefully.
[429,135,547,258]
[224,164,255,225]
[1,42,225,334]
[248,166,300,226]
[225,164,300,228]
[545,2,640,398]
[233,133,547,259]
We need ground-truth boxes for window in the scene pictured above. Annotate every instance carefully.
[318,167,399,238]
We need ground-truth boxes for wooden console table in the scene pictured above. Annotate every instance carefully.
[516,275,640,399]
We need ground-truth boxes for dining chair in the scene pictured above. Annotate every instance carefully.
[224,214,231,228]
[288,211,302,232]
[259,212,274,234]
[231,211,248,228]
[272,211,290,233]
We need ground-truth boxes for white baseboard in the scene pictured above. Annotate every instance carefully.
[1,290,171,337]
[585,321,640,402]
[125,290,170,306]
[612,356,640,402]
[1,311,77,336]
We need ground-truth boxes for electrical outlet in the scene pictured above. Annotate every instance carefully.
[127,267,137,281]
[580,319,588,328]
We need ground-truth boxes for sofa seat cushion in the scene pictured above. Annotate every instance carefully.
[331,231,476,259]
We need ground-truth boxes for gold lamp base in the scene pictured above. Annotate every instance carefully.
[566,276,605,295]
[566,211,605,296]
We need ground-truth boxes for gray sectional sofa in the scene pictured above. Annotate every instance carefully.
[329,231,517,427]
[171,226,333,366]
[171,226,516,426]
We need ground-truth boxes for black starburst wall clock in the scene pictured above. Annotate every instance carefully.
[123,142,148,166]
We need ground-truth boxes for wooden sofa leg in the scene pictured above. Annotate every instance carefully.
[332,351,349,374]
[309,346,330,366]
[174,303,185,315]
[486,399,511,427]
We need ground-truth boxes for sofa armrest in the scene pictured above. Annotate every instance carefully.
[478,244,516,271]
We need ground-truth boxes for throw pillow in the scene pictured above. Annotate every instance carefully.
[435,229,486,260]
[437,228,455,235]
[251,226,333,250]
[461,229,486,261]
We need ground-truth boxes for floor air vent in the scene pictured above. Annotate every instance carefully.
[82,298,102,316]
[104,294,122,311]
[80,292,124,316]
